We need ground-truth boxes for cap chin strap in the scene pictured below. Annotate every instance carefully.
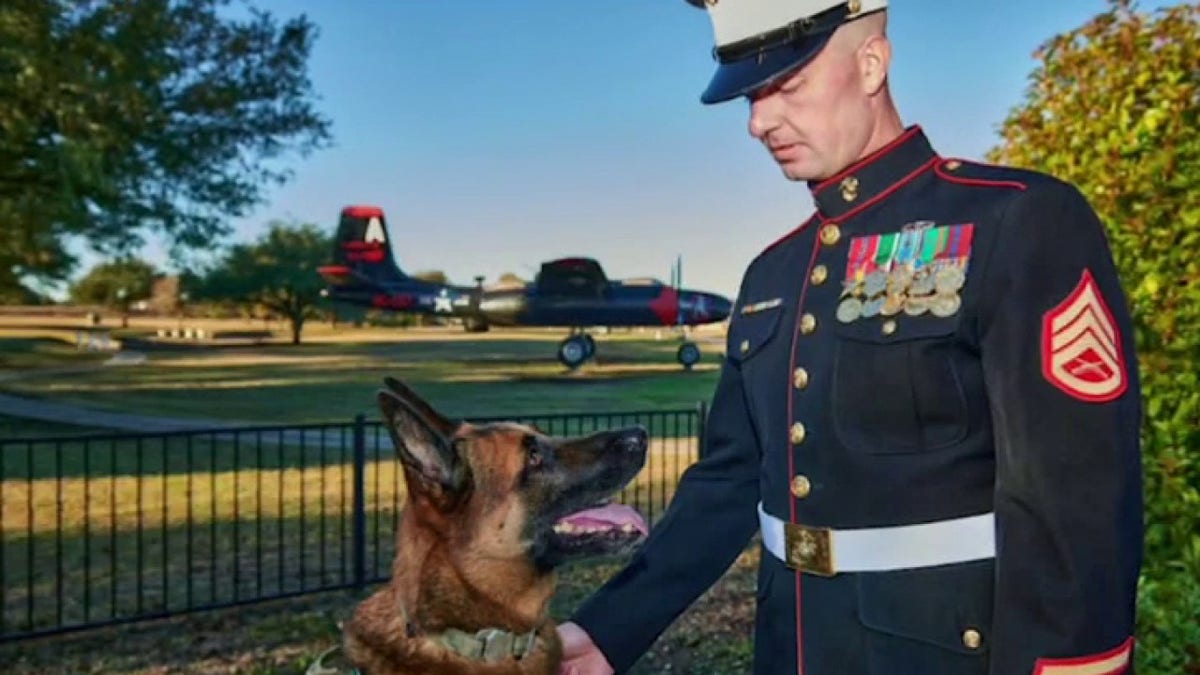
[399,592,539,663]
[713,1,852,63]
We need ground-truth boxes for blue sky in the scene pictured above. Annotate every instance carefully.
[77,1,1166,300]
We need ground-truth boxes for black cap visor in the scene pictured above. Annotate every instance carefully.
[700,33,833,104]
[699,1,855,104]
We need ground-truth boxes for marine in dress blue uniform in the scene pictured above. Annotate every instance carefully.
[567,1,1144,674]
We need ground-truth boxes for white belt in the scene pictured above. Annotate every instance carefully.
[757,502,995,576]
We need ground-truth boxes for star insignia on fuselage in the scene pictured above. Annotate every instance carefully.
[434,288,453,313]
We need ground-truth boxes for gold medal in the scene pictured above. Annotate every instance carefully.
[881,292,905,316]
[935,266,966,294]
[887,266,914,294]
[903,295,929,316]
[910,268,936,296]
[930,292,962,317]
[836,297,863,323]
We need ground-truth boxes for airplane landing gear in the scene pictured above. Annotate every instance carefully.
[558,334,595,369]
[676,341,701,370]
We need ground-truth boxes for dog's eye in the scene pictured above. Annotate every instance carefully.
[523,435,544,468]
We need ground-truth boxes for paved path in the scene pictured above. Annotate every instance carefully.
[0,391,240,432]
[0,351,262,433]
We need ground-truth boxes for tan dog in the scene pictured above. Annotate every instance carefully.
[341,377,649,674]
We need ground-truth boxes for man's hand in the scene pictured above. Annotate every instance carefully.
[557,622,614,675]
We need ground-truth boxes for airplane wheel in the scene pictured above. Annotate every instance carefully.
[463,317,490,332]
[558,336,589,369]
[677,342,701,370]
[581,334,596,359]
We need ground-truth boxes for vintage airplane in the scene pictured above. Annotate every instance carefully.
[317,205,733,369]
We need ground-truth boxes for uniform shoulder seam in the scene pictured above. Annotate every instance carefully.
[934,158,1029,191]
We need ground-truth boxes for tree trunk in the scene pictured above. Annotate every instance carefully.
[291,312,304,344]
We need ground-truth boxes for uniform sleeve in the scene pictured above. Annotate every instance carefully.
[977,181,1143,674]
[568,343,762,674]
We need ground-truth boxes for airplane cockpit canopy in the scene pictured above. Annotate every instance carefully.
[617,277,663,286]
[535,257,608,296]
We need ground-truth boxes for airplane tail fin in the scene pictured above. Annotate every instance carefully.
[319,205,408,288]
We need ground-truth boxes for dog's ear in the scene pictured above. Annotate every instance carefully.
[382,376,458,437]
[378,388,469,499]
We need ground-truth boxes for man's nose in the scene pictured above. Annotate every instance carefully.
[747,94,777,140]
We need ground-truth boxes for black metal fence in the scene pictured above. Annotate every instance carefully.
[0,406,705,643]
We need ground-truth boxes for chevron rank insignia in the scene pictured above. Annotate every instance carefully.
[1041,269,1126,402]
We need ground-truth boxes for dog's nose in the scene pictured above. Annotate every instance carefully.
[611,427,648,454]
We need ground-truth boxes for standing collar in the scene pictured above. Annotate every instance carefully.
[807,126,938,219]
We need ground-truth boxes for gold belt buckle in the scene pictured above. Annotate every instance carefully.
[784,523,836,577]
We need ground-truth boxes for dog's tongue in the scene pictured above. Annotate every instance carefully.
[561,503,649,536]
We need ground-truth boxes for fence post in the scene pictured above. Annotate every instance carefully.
[696,400,708,461]
[352,414,367,591]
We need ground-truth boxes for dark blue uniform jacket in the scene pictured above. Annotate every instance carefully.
[570,127,1143,675]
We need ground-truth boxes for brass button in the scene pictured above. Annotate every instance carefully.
[944,159,962,171]
[819,223,841,246]
[962,628,982,650]
[789,422,806,445]
[739,339,750,354]
[810,264,828,286]
[793,367,809,390]
[800,313,817,335]
[881,319,897,336]
[791,475,812,498]
[847,0,862,14]
[840,176,859,202]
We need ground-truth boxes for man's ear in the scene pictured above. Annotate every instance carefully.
[378,389,469,498]
[858,34,891,96]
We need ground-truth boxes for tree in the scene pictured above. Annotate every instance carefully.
[197,221,330,344]
[0,0,332,295]
[988,2,1199,670]
[69,258,158,325]
[0,278,47,305]
[411,270,449,285]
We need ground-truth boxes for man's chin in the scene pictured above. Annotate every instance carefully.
[778,163,821,182]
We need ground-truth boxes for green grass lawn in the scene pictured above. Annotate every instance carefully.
[0,546,759,674]
[0,329,742,672]
[0,416,106,440]
[2,333,723,426]
[0,336,112,371]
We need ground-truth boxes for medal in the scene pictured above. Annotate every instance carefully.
[903,295,929,316]
[864,269,888,298]
[881,292,905,316]
[935,266,966,294]
[836,297,863,323]
[909,268,936,296]
[887,266,914,294]
[860,296,884,318]
[930,292,962,317]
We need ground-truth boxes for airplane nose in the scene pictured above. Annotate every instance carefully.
[708,293,733,321]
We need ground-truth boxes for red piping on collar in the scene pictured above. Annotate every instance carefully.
[760,155,938,261]
[823,156,940,223]
[810,126,923,195]
[934,159,1028,191]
